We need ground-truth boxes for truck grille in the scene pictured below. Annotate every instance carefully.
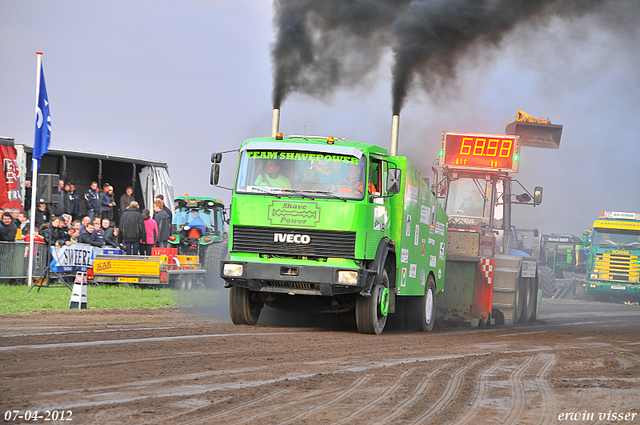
[232,226,356,259]
[261,280,319,293]
[594,253,640,283]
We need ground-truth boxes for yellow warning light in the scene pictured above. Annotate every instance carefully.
[184,193,189,197]
[275,132,284,140]
[327,136,335,144]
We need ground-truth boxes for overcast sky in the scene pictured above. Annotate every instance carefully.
[1,0,639,237]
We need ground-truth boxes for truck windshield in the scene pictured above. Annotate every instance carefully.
[592,228,640,249]
[446,178,491,220]
[172,207,216,234]
[235,150,367,200]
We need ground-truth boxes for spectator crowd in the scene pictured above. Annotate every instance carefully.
[0,178,173,256]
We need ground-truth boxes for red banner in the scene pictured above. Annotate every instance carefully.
[0,145,23,209]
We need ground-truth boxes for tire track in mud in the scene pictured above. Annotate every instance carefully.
[407,360,481,425]
[452,359,506,425]
[535,353,557,425]
[226,375,374,425]
[138,398,227,425]
[172,388,291,425]
[371,364,450,425]
[332,368,416,425]
[500,355,537,424]
[277,374,374,425]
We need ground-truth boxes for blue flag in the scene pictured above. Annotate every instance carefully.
[33,62,51,162]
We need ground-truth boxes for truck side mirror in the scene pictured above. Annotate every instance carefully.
[533,229,539,238]
[533,186,543,205]
[211,152,222,164]
[387,168,402,194]
[210,164,220,185]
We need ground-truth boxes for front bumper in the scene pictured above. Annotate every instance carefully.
[585,280,640,300]
[221,260,376,296]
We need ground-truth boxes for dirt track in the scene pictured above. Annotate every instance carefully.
[2,299,640,424]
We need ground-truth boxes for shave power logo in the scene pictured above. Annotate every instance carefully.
[268,201,321,227]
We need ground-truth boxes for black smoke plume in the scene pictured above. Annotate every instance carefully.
[271,0,408,109]
[271,0,635,114]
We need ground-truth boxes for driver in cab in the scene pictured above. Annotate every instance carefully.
[337,163,376,195]
[458,190,485,216]
[254,159,291,189]
[187,210,206,233]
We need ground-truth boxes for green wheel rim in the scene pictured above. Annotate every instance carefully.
[379,286,389,317]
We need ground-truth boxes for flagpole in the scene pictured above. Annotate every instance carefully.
[27,52,43,287]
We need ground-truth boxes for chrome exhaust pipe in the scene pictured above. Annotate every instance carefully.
[390,114,400,156]
[271,108,281,137]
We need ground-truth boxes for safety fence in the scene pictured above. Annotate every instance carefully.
[0,241,48,281]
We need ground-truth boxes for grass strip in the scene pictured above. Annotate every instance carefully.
[0,284,178,315]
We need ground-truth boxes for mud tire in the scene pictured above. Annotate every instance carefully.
[418,276,437,332]
[356,269,389,335]
[513,276,524,324]
[202,242,228,289]
[520,277,536,323]
[538,265,556,298]
[229,286,262,325]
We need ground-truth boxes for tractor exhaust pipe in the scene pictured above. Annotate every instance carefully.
[271,108,281,137]
[390,114,400,156]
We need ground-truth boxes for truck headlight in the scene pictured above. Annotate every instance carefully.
[589,273,598,280]
[338,270,358,284]
[223,264,243,277]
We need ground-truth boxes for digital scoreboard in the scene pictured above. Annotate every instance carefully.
[439,132,520,173]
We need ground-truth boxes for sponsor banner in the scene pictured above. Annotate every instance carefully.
[93,258,160,276]
[50,244,106,272]
[594,220,640,231]
[0,144,22,209]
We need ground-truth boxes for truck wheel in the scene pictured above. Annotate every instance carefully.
[356,269,389,335]
[229,286,262,325]
[418,276,437,332]
[202,242,228,289]
[538,265,556,298]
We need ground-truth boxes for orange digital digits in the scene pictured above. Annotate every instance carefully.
[458,137,512,157]
[443,132,519,172]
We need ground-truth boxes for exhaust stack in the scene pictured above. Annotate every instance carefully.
[271,108,281,137]
[390,114,400,156]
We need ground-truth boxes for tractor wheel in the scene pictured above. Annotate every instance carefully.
[520,277,536,323]
[172,276,184,291]
[418,275,437,332]
[356,269,390,335]
[229,286,262,325]
[201,242,228,289]
[513,276,524,324]
[183,274,193,291]
[538,265,556,298]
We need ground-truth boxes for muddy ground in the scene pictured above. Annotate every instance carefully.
[1,298,640,424]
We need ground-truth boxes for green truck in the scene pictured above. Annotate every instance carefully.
[584,211,640,302]
[212,128,447,334]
